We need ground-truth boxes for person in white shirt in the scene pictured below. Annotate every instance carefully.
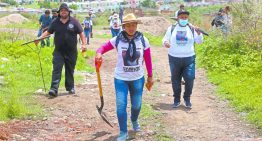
[95,13,154,141]
[162,10,203,109]
[174,4,185,21]
[110,13,122,37]
[83,15,93,45]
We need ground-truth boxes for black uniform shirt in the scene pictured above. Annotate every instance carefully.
[48,16,83,54]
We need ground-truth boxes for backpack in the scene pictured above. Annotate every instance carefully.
[115,34,146,52]
[170,23,195,37]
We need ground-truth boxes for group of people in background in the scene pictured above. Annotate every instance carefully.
[108,10,124,37]
[211,6,232,36]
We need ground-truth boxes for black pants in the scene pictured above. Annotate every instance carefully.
[50,51,77,92]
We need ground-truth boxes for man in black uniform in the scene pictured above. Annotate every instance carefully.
[36,3,87,97]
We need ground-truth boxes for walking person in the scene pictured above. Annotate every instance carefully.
[95,13,154,141]
[36,3,87,97]
[109,13,122,37]
[174,4,185,21]
[162,10,203,108]
[51,8,58,20]
[221,6,232,36]
[88,10,94,38]
[83,15,92,45]
[119,6,124,23]
[38,9,52,47]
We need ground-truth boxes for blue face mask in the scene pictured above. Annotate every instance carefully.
[179,19,188,26]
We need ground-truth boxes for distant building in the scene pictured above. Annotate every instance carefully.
[66,0,141,12]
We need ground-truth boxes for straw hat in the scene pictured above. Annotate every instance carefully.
[122,13,142,25]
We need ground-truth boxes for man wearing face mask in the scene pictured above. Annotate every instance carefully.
[162,10,203,109]
[36,3,87,97]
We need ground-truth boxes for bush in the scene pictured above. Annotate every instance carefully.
[69,4,78,10]
[1,0,17,6]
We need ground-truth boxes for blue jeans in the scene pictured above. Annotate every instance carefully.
[37,29,50,47]
[168,55,195,102]
[114,77,145,133]
[111,28,120,37]
[84,29,90,44]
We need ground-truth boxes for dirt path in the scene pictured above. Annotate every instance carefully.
[1,31,262,141]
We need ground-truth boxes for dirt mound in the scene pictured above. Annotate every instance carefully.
[138,16,172,36]
[0,14,29,26]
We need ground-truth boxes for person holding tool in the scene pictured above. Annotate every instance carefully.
[163,10,204,109]
[36,3,87,97]
[95,13,154,141]
[38,9,52,47]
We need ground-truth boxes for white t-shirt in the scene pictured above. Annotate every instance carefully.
[109,36,150,81]
[162,24,203,57]
[83,19,93,29]
[110,18,121,29]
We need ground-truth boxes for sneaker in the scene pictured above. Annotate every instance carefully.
[132,120,141,132]
[172,101,181,108]
[68,88,75,94]
[116,131,129,141]
[184,100,192,109]
[48,89,57,97]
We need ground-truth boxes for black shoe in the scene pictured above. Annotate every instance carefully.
[184,100,192,109]
[48,89,57,97]
[68,88,75,94]
[172,101,181,108]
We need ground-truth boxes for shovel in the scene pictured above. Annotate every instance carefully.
[95,59,113,128]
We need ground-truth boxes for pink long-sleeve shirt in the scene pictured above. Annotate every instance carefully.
[97,37,153,81]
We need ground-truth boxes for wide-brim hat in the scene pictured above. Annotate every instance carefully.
[121,13,142,25]
[58,3,70,12]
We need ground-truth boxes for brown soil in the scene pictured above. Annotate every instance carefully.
[0,14,29,26]
[0,24,261,141]
[138,16,172,36]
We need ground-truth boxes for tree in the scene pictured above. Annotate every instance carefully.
[38,1,51,9]
[2,0,17,6]
[141,0,156,8]
[69,4,78,10]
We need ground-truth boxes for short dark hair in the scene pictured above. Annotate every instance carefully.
[45,10,50,14]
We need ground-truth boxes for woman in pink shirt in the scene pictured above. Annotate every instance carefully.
[95,13,154,141]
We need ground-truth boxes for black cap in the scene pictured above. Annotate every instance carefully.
[52,8,58,13]
[177,10,190,16]
[58,3,70,12]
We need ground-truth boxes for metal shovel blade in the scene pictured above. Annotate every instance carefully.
[95,67,113,128]
[96,105,113,128]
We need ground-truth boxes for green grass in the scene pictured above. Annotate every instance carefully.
[2,21,39,29]
[196,34,262,129]
[143,32,163,47]
[0,32,94,120]
[94,33,112,39]
[139,102,173,140]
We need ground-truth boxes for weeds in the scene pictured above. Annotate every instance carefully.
[0,31,94,120]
